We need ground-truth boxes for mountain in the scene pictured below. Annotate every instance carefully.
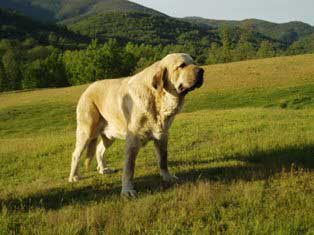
[184,17,314,45]
[0,0,285,59]
[0,0,163,22]
[66,11,218,45]
[0,8,88,47]
[58,0,164,23]
[0,4,216,48]
[1,0,312,47]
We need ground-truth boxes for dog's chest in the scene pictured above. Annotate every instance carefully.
[135,113,175,142]
[149,94,183,139]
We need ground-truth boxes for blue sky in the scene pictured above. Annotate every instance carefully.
[131,0,314,25]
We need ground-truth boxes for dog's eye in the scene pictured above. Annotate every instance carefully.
[178,63,186,69]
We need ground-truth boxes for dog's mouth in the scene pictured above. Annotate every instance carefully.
[179,76,204,96]
[188,77,203,91]
[194,75,204,88]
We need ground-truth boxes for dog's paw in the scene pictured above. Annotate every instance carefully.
[68,175,80,183]
[162,173,179,183]
[98,166,117,175]
[121,189,138,198]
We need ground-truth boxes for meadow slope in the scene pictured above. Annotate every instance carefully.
[0,54,314,234]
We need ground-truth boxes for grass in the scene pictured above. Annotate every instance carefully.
[0,54,314,234]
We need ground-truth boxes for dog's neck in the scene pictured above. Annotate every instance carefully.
[153,88,184,130]
[149,89,184,138]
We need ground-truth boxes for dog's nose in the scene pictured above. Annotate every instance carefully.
[197,68,204,79]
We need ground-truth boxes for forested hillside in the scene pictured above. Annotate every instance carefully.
[0,8,89,91]
[0,8,88,47]
[0,0,162,22]
[288,34,314,54]
[67,12,218,45]
[0,0,314,92]
[184,17,314,46]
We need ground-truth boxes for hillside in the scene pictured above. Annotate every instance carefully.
[67,11,218,45]
[0,0,218,46]
[0,54,314,233]
[0,0,311,51]
[186,53,314,111]
[0,8,88,47]
[2,0,312,47]
[184,17,314,45]
[288,33,314,54]
[0,0,163,22]
[58,0,164,24]
[65,11,282,47]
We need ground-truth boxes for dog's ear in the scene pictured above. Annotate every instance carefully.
[152,66,168,91]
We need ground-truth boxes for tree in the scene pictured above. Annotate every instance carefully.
[23,50,69,89]
[257,41,275,58]
[2,49,22,90]
[281,30,299,46]
[234,32,256,61]
[22,38,37,49]
[48,32,58,46]
[64,40,137,85]
[0,62,8,91]
[177,30,201,45]
[94,39,137,80]
[220,25,232,63]
[95,39,124,79]
[126,42,162,71]
[26,45,55,62]
[0,39,15,53]
[241,21,254,42]
[206,42,222,64]
[63,40,97,85]
[22,60,45,89]
[44,50,69,87]
[287,34,314,55]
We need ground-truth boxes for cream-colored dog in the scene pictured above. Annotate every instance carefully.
[68,53,204,197]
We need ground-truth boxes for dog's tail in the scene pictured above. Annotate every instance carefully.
[84,138,98,170]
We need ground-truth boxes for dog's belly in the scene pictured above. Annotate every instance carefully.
[103,123,127,140]
[102,123,164,143]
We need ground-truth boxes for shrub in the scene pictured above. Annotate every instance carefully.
[279,99,288,109]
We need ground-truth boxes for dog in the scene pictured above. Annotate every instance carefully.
[68,53,204,197]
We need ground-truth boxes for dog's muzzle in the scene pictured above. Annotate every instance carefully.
[195,68,204,88]
[180,68,204,96]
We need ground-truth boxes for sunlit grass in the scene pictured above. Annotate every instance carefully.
[0,54,314,234]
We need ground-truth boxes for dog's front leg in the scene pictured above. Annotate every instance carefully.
[121,135,141,197]
[154,135,178,183]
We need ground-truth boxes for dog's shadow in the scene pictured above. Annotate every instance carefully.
[1,144,314,212]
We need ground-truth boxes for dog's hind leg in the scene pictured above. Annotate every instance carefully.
[69,99,101,183]
[69,130,90,182]
[96,135,115,174]
[84,138,98,170]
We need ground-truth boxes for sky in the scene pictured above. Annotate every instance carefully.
[131,0,314,25]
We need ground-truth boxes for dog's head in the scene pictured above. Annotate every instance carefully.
[154,53,204,96]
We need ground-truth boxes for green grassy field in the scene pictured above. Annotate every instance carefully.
[0,54,314,234]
